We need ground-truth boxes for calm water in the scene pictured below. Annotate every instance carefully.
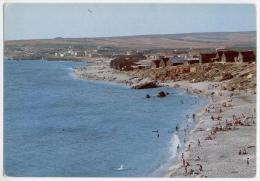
[4,60,206,177]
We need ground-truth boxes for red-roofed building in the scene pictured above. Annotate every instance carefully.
[199,53,216,64]
[159,57,172,67]
[221,51,239,63]
[151,59,161,68]
[212,50,225,62]
[237,51,256,63]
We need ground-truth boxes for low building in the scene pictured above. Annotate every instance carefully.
[170,55,185,66]
[212,50,225,62]
[237,51,255,63]
[159,57,172,67]
[199,53,216,64]
[151,60,161,68]
[76,51,85,57]
[184,57,200,65]
[221,51,239,63]
[126,50,136,55]
[149,54,161,60]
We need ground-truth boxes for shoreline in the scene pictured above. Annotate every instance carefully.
[73,59,256,178]
[164,82,256,177]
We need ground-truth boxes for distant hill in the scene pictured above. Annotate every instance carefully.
[5,31,256,50]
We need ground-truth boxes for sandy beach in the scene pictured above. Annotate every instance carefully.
[164,81,256,178]
[74,60,256,178]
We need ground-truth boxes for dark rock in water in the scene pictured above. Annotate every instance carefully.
[157,91,167,97]
[145,94,151,98]
[132,81,158,89]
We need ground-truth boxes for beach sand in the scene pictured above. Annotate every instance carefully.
[164,81,256,178]
[74,60,256,178]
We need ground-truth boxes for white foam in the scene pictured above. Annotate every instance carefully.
[169,134,181,159]
[151,133,182,176]
[114,164,127,171]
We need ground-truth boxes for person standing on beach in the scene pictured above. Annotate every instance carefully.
[188,144,191,151]
[247,158,249,166]
[198,139,201,146]
[177,144,180,151]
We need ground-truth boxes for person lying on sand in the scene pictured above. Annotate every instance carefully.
[242,148,247,154]
[195,156,201,161]
[198,164,203,172]
[205,135,213,140]
[189,169,195,176]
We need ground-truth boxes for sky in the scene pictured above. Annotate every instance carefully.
[4,3,256,40]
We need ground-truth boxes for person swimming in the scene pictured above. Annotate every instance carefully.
[176,124,179,131]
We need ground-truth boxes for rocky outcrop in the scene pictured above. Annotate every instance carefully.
[132,81,158,89]
[157,91,167,97]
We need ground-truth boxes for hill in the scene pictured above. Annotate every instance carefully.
[5,31,256,50]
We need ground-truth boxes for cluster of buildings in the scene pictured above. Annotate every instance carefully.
[54,48,85,57]
[53,46,129,59]
[109,54,147,71]
[151,49,256,68]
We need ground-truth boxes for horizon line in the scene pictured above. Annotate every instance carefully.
[4,30,256,41]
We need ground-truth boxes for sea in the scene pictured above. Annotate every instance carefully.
[4,60,206,177]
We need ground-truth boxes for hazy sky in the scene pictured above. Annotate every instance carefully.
[4,3,256,40]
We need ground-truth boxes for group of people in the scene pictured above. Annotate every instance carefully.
[181,151,204,176]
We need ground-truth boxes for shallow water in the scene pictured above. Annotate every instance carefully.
[4,60,206,177]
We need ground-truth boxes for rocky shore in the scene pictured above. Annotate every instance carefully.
[74,59,256,178]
